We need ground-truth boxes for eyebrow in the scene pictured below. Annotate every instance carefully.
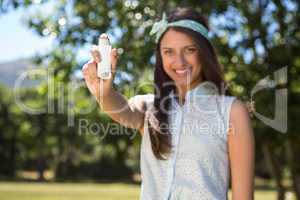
[161,44,197,49]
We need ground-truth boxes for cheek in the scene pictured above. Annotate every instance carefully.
[189,56,202,76]
[162,57,173,72]
[187,54,200,65]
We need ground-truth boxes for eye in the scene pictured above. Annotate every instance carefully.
[185,48,197,54]
[163,50,173,55]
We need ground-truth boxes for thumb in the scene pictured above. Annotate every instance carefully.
[110,48,118,74]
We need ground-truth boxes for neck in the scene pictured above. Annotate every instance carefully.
[175,78,203,105]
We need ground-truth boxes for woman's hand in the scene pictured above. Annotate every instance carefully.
[82,44,119,100]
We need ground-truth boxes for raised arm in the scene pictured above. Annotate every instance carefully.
[228,99,255,200]
[82,43,145,135]
[97,90,146,135]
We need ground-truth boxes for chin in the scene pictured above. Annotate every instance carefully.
[173,77,192,86]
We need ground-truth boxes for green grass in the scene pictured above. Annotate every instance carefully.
[0,182,139,200]
[0,182,293,200]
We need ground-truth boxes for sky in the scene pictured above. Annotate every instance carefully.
[0,3,54,63]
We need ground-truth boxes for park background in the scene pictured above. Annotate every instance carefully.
[0,0,299,199]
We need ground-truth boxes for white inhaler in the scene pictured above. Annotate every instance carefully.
[97,33,112,79]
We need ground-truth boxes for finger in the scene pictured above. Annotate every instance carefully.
[90,45,101,63]
[83,59,97,75]
[110,48,118,72]
[82,59,93,72]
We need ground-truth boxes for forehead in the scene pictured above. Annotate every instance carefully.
[160,29,196,48]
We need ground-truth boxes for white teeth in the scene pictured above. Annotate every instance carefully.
[175,69,189,74]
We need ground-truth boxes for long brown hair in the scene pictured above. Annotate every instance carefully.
[148,7,225,160]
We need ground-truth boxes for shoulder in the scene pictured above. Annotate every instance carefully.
[217,95,247,116]
[227,97,253,138]
[230,98,250,124]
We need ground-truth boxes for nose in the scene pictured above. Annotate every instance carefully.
[174,53,187,66]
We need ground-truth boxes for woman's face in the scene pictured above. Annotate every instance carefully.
[160,29,203,88]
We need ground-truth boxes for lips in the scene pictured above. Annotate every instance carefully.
[174,68,191,75]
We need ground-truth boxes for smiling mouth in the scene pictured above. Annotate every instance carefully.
[174,68,191,75]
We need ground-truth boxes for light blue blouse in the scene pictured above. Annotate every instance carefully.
[129,81,236,200]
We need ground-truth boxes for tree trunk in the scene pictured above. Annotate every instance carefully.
[285,139,300,200]
[37,156,46,181]
[9,131,17,178]
[295,176,300,200]
[262,142,285,200]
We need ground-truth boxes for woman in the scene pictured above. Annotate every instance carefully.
[82,7,255,200]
